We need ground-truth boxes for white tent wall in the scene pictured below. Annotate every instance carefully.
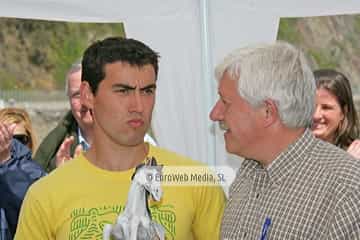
[125,2,213,166]
[1,0,360,172]
[208,2,281,171]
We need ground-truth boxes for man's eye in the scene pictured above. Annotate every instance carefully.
[142,88,155,95]
[71,93,80,99]
[117,89,130,95]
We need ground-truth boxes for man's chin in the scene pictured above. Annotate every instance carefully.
[125,136,147,147]
[225,142,237,155]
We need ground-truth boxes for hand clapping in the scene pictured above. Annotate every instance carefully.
[55,136,83,167]
[347,139,360,159]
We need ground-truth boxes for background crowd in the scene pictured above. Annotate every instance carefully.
[1,37,360,239]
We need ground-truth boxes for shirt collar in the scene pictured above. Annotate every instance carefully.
[267,128,316,185]
[241,128,317,186]
[78,127,90,151]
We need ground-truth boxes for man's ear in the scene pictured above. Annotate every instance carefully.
[80,81,94,110]
[262,99,279,127]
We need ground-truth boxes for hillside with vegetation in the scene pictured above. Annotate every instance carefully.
[0,17,125,90]
[278,14,360,94]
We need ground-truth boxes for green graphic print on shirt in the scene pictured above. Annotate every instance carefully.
[69,204,176,240]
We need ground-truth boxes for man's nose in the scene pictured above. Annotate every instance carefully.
[210,101,224,121]
[129,92,144,113]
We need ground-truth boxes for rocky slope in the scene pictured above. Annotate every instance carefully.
[278,14,360,94]
[0,17,125,90]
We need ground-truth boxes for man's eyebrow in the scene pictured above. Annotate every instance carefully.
[140,84,157,91]
[112,83,136,90]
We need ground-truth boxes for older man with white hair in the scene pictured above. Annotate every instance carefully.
[210,41,360,239]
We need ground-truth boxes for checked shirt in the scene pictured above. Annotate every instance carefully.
[221,129,360,239]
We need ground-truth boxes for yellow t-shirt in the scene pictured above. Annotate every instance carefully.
[15,145,225,240]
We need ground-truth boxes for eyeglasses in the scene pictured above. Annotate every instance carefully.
[13,134,30,146]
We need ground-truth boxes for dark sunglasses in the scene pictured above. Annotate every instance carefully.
[13,134,30,146]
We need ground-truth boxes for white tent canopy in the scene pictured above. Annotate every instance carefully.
[1,0,360,170]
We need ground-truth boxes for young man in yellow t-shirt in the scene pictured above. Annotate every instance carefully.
[15,37,225,240]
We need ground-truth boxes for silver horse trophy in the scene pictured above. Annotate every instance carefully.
[103,157,165,240]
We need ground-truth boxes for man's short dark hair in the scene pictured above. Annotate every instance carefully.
[82,37,160,94]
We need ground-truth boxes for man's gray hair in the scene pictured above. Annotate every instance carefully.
[65,59,82,96]
[215,41,315,128]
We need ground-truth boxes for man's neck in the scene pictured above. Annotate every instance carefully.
[85,140,149,171]
[254,127,306,167]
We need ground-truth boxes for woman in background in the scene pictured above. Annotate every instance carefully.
[312,69,360,158]
[0,107,45,239]
[0,108,37,153]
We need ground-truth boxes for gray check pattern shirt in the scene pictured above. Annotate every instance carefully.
[221,129,360,239]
